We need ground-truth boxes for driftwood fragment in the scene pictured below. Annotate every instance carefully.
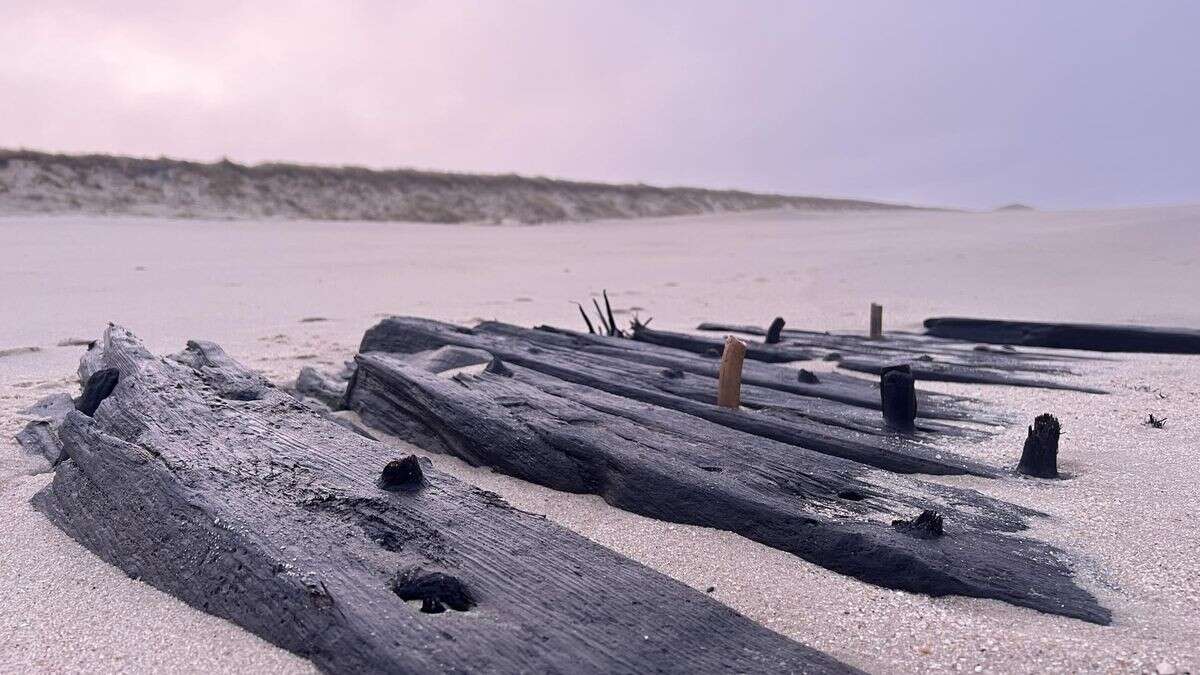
[576,302,596,334]
[765,317,786,344]
[924,317,1200,354]
[838,355,1106,393]
[15,393,75,465]
[632,323,819,363]
[717,336,746,408]
[32,326,852,673]
[1018,414,1062,478]
[295,366,348,409]
[359,317,994,474]
[511,322,1002,424]
[345,344,1110,624]
[880,364,917,431]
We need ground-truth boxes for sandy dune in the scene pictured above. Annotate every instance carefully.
[2,206,1198,673]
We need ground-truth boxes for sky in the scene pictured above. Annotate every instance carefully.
[2,1,1198,210]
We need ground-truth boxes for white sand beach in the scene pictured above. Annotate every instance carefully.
[2,206,1198,673]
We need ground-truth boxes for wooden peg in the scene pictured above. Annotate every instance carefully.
[717,336,747,409]
[869,303,883,340]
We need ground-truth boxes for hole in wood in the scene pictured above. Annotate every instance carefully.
[391,568,473,614]
[379,455,425,491]
[76,368,120,416]
[837,489,865,501]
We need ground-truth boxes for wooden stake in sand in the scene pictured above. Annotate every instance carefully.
[879,363,917,431]
[765,317,786,344]
[717,336,747,409]
[869,303,883,340]
[1018,413,1061,478]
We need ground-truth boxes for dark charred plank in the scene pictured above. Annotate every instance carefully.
[33,325,853,674]
[632,323,820,363]
[924,317,1200,354]
[357,317,994,475]
[698,322,1107,364]
[485,322,1006,425]
[345,348,1110,625]
[836,356,1108,394]
[637,323,1101,391]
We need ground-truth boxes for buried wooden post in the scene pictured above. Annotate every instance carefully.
[765,317,786,344]
[1018,413,1061,478]
[879,363,917,431]
[869,303,883,340]
[717,336,747,409]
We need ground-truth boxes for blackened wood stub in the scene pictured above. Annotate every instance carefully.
[1018,414,1061,478]
[765,317,786,345]
[880,365,917,431]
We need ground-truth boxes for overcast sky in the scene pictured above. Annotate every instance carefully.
[2,1,1197,209]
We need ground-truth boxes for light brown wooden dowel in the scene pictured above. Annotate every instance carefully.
[869,303,883,339]
[717,336,747,408]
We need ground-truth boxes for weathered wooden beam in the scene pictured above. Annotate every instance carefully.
[869,303,883,340]
[345,347,1110,624]
[491,322,1010,425]
[837,356,1107,394]
[631,323,819,363]
[359,317,995,475]
[33,326,853,674]
[924,317,1200,354]
[697,322,1106,364]
[717,336,746,408]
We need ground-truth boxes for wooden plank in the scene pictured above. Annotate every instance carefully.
[488,323,1006,425]
[359,317,995,475]
[33,325,853,674]
[632,323,819,363]
[345,346,1110,625]
[836,356,1108,394]
[924,317,1200,354]
[696,322,1106,364]
[688,321,1104,392]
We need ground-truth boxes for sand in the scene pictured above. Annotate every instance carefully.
[2,206,1198,673]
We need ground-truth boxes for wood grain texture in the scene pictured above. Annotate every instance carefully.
[32,326,854,674]
[358,318,994,475]
[692,321,1107,392]
[346,342,1110,625]
[523,324,1007,424]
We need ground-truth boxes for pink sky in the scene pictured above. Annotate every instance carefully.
[2,1,1197,208]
